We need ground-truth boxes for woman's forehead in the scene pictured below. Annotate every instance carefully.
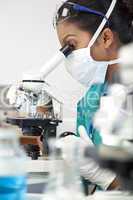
[57,21,79,34]
[57,21,90,39]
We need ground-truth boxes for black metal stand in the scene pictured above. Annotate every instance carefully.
[7,117,62,160]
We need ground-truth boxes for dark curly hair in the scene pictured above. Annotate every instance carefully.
[56,0,133,45]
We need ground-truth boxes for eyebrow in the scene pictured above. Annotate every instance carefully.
[62,34,76,43]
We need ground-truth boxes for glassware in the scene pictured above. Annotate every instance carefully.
[43,138,85,200]
[0,126,27,200]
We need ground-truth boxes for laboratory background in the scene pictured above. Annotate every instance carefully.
[0,0,133,200]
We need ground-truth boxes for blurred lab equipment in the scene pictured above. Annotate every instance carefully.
[92,43,133,193]
[43,138,85,200]
[0,88,27,200]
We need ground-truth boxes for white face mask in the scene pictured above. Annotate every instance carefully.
[65,47,120,87]
[65,0,120,87]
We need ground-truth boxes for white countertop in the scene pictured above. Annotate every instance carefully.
[26,192,133,200]
[26,159,62,173]
[27,194,43,200]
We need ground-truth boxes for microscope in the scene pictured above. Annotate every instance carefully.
[6,44,74,160]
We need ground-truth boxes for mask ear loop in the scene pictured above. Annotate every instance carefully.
[108,58,122,65]
[88,0,117,48]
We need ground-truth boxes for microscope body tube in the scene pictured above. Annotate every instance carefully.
[22,45,73,81]
[40,51,65,79]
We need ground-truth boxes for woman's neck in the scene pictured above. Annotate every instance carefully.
[106,64,120,84]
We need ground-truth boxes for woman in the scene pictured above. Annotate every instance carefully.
[55,0,133,191]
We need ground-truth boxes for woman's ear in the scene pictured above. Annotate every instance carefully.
[99,28,114,49]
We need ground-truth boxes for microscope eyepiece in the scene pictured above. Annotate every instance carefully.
[60,44,74,57]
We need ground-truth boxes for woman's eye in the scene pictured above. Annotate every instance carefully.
[65,39,77,49]
[67,42,76,50]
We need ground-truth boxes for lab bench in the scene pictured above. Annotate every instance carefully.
[26,192,133,200]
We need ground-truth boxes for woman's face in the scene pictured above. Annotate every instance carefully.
[56,21,119,61]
